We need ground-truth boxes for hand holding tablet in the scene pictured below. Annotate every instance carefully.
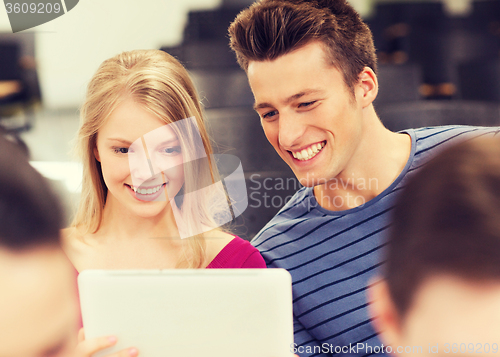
[74,328,139,357]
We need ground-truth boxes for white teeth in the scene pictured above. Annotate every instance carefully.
[130,184,163,195]
[291,142,325,161]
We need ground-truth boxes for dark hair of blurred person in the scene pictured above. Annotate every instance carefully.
[0,131,62,249]
[0,135,79,357]
[370,136,500,356]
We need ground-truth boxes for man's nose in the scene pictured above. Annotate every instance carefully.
[278,111,307,149]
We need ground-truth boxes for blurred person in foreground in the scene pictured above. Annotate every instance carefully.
[370,136,500,356]
[0,135,79,357]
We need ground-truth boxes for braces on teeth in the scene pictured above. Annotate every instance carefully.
[292,142,325,161]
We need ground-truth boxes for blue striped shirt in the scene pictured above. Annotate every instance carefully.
[252,126,500,357]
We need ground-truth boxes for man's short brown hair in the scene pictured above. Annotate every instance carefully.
[228,0,377,91]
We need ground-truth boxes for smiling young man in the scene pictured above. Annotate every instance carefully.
[228,0,500,356]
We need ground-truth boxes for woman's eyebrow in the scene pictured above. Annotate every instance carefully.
[156,138,179,145]
[144,137,181,148]
[107,137,180,147]
[106,138,132,145]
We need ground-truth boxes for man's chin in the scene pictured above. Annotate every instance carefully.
[296,176,329,188]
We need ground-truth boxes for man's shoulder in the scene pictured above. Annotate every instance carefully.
[410,125,500,154]
[403,125,499,169]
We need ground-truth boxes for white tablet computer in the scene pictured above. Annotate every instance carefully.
[78,269,294,357]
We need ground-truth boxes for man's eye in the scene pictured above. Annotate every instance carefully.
[262,110,278,119]
[299,101,317,108]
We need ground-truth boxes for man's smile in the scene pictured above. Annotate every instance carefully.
[289,141,326,161]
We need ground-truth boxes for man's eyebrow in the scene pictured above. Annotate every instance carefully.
[253,102,274,110]
[253,89,325,110]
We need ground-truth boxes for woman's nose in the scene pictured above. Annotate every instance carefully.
[128,144,154,185]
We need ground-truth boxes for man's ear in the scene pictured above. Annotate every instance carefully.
[355,67,378,108]
[93,145,101,162]
[367,276,403,349]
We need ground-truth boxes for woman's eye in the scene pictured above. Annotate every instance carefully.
[162,146,181,155]
[114,147,129,154]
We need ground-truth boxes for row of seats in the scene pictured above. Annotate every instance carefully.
[375,62,500,104]
[377,100,500,132]
[0,38,38,133]
[367,0,500,98]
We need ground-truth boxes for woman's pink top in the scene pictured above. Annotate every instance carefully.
[206,236,266,268]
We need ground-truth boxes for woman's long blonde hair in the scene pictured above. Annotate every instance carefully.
[72,49,223,268]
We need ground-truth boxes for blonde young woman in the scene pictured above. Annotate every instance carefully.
[63,50,265,357]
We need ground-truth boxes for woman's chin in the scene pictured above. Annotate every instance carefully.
[132,202,172,219]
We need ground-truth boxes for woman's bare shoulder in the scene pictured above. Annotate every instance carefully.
[205,229,234,242]
[60,226,94,256]
[204,230,236,258]
[61,226,100,272]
